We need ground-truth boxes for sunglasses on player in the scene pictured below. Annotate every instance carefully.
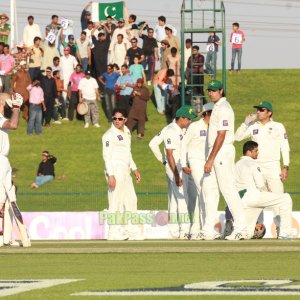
[257,108,268,112]
[112,117,126,121]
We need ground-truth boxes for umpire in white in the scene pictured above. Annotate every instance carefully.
[202,80,247,240]
[102,108,143,240]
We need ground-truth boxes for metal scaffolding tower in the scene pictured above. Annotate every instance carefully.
[180,0,226,110]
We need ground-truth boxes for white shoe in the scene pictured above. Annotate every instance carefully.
[94,123,100,128]
[4,240,21,247]
[225,231,247,240]
[168,231,179,239]
[53,120,62,124]
[62,118,69,121]
[278,229,296,240]
[84,123,89,128]
[179,232,190,240]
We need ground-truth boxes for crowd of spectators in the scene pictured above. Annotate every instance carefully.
[0,2,241,137]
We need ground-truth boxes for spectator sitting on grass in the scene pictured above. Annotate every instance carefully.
[31,151,56,189]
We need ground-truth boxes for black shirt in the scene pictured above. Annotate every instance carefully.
[140,34,158,55]
[92,36,109,63]
[40,76,57,99]
[126,47,144,65]
[37,156,57,177]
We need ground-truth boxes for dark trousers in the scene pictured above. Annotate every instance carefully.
[104,88,116,121]
[55,95,66,119]
[28,67,41,81]
[68,91,82,121]
[117,95,131,114]
[142,54,155,81]
[44,96,56,125]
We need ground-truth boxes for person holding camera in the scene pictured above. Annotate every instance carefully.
[31,151,56,189]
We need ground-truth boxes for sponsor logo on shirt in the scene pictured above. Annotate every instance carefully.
[117,135,123,141]
[179,134,183,140]
[223,120,228,126]
[167,138,171,144]
[253,129,258,135]
[284,133,288,139]
[200,130,206,136]
[106,141,109,147]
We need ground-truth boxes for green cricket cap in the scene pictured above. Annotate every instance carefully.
[175,105,197,120]
[207,79,223,91]
[253,101,273,112]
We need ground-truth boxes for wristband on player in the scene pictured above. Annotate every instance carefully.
[283,165,289,170]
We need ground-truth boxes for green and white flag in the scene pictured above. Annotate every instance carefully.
[92,2,124,21]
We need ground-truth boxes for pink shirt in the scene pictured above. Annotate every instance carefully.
[230,30,245,49]
[0,54,14,74]
[27,84,44,104]
[69,72,85,92]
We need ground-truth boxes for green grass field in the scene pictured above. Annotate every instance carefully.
[9,69,300,212]
[1,240,300,299]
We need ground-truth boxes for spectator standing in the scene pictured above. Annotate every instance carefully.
[109,19,131,51]
[99,64,120,122]
[28,36,43,80]
[152,68,174,115]
[160,39,171,70]
[167,47,181,86]
[41,41,59,74]
[184,38,192,72]
[125,38,144,66]
[81,1,93,31]
[0,44,14,94]
[0,14,10,44]
[129,55,146,83]
[68,64,85,121]
[51,56,61,74]
[138,25,159,85]
[91,29,110,86]
[40,66,59,126]
[229,22,245,74]
[115,64,135,113]
[110,34,127,69]
[126,78,150,140]
[105,15,117,42]
[186,45,205,96]
[23,16,42,48]
[53,70,67,121]
[60,34,81,62]
[45,15,61,50]
[205,28,221,76]
[27,80,46,135]
[78,70,100,128]
[31,151,56,189]
[11,43,28,72]
[60,46,77,105]
[10,61,31,121]
[76,31,90,72]
[165,26,180,53]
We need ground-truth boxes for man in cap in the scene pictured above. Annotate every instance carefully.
[11,43,28,72]
[102,107,143,240]
[0,14,10,44]
[163,105,197,239]
[181,102,219,239]
[202,79,247,240]
[0,44,14,94]
[235,101,290,235]
[60,33,81,62]
[0,92,23,246]
[236,141,294,239]
[109,18,131,52]
[78,70,100,128]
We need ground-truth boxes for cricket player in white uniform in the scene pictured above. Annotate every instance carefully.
[235,101,290,232]
[181,102,219,239]
[102,108,143,240]
[163,105,197,239]
[0,93,23,247]
[236,141,294,239]
[202,80,247,240]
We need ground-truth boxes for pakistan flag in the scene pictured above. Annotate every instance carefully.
[92,2,124,21]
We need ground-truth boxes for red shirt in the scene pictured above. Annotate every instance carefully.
[230,30,245,49]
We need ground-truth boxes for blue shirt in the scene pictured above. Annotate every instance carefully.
[102,72,120,91]
[129,64,144,83]
[207,35,220,52]
[116,73,134,96]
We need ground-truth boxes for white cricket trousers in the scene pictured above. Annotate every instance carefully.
[202,144,247,234]
[0,155,14,244]
[242,189,292,238]
[106,164,140,239]
[166,167,190,237]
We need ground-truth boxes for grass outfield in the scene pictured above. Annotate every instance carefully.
[1,240,300,299]
[8,69,300,212]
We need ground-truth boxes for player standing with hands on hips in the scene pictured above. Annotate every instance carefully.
[102,108,143,241]
[201,80,247,240]
[0,92,25,247]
